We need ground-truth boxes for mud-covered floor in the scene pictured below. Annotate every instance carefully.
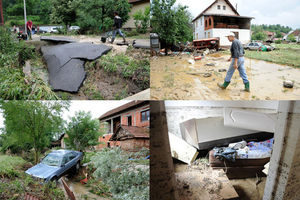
[150,53,300,100]
[174,161,266,200]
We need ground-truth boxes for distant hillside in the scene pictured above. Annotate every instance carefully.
[251,24,292,34]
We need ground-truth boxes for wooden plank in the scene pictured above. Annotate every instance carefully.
[61,178,76,200]
[176,169,239,200]
[169,132,199,164]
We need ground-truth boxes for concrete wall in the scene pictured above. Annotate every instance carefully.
[121,104,150,127]
[212,28,251,45]
[123,1,150,29]
[120,138,149,151]
[205,0,237,15]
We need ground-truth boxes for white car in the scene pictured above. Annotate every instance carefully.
[69,26,80,31]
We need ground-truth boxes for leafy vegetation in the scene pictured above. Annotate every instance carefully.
[64,111,102,152]
[76,0,131,34]
[96,52,150,90]
[151,0,193,51]
[90,147,149,200]
[0,154,65,200]
[133,6,150,34]
[0,27,59,100]
[0,101,69,164]
[251,24,292,34]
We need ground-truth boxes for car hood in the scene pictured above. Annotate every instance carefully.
[25,163,59,179]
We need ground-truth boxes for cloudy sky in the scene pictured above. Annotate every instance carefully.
[175,0,300,29]
[0,101,130,132]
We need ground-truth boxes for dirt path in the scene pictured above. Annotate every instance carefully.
[150,53,300,100]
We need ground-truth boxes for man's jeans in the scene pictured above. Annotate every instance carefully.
[225,57,249,84]
[112,29,125,40]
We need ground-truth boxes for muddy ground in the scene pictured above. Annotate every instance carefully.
[174,160,266,200]
[150,53,300,100]
[29,35,150,100]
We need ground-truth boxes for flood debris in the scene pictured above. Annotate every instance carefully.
[41,42,112,92]
[205,63,215,66]
[218,69,227,72]
[203,73,212,78]
[283,80,294,88]
[133,39,151,49]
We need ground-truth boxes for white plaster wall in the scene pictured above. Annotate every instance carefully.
[193,16,205,40]
[205,0,237,15]
[212,28,251,45]
[165,101,279,137]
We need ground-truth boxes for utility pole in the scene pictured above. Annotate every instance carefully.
[24,0,27,35]
[0,0,4,26]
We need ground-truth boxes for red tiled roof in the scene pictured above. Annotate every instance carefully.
[291,30,300,36]
[110,125,150,141]
[99,101,149,120]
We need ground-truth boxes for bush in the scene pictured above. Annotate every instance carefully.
[133,6,150,34]
[0,155,27,177]
[91,148,149,200]
[275,40,282,44]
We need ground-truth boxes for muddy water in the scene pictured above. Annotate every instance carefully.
[151,54,300,100]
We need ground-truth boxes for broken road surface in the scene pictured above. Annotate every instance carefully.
[41,42,112,92]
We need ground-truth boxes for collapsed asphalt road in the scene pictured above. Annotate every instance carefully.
[41,38,112,92]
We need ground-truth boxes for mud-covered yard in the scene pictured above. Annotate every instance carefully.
[150,53,300,100]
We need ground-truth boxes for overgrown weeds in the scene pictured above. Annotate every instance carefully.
[0,27,59,100]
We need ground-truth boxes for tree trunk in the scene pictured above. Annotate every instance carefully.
[34,148,39,164]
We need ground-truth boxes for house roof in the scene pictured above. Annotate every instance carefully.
[110,125,150,141]
[99,101,149,121]
[193,0,240,22]
[291,30,300,36]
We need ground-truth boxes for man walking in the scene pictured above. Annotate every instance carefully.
[111,11,126,44]
[218,32,250,92]
[26,19,33,40]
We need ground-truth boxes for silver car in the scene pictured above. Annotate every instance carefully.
[25,149,83,182]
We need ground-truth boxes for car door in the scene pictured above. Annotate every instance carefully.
[247,43,253,50]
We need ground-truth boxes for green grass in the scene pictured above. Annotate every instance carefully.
[274,43,300,50]
[221,47,300,68]
[0,155,27,177]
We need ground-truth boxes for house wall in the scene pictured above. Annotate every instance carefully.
[123,1,150,29]
[205,0,237,15]
[194,16,205,40]
[211,28,251,45]
[120,138,150,151]
[121,104,150,127]
[96,134,120,150]
[165,101,279,138]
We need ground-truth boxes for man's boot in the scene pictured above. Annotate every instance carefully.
[110,38,115,44]
[244,82,250,92]
[122,36,126,43]
[217,81,230,89]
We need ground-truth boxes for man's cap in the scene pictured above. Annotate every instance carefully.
[226,32,235,37]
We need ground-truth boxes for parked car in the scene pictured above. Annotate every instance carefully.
[244,42,275,51]
[25,150,83,182]
[50,27,59,33]
[69,26,80,31]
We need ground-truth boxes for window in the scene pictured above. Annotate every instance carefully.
[205,32,207,38]
[127,116,132,126]
[200,18,202,26]
[208,32,211,38]
[217,5,221,9]
[223,6,226,10]
[196,20,198,28]
[209,18,211,26]
[141,110,150,122]
[196,33,198,39]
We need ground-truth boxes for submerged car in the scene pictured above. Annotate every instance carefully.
[25,150,83,182]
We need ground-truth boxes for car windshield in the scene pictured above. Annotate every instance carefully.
[42,153,62,166]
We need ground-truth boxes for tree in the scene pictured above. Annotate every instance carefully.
[0,101,69,164]
[287,34,296,42]
[50,0,79,28]
[151,0,193,53]
[133,6,150,34]
[64,111,102,152]
[76,0,131,33]
[275,31,282,38]
[251,31,267,41]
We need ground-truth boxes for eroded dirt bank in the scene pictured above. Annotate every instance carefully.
[150,53,300,100]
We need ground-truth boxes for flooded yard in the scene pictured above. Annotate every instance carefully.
[150,53,300,100]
